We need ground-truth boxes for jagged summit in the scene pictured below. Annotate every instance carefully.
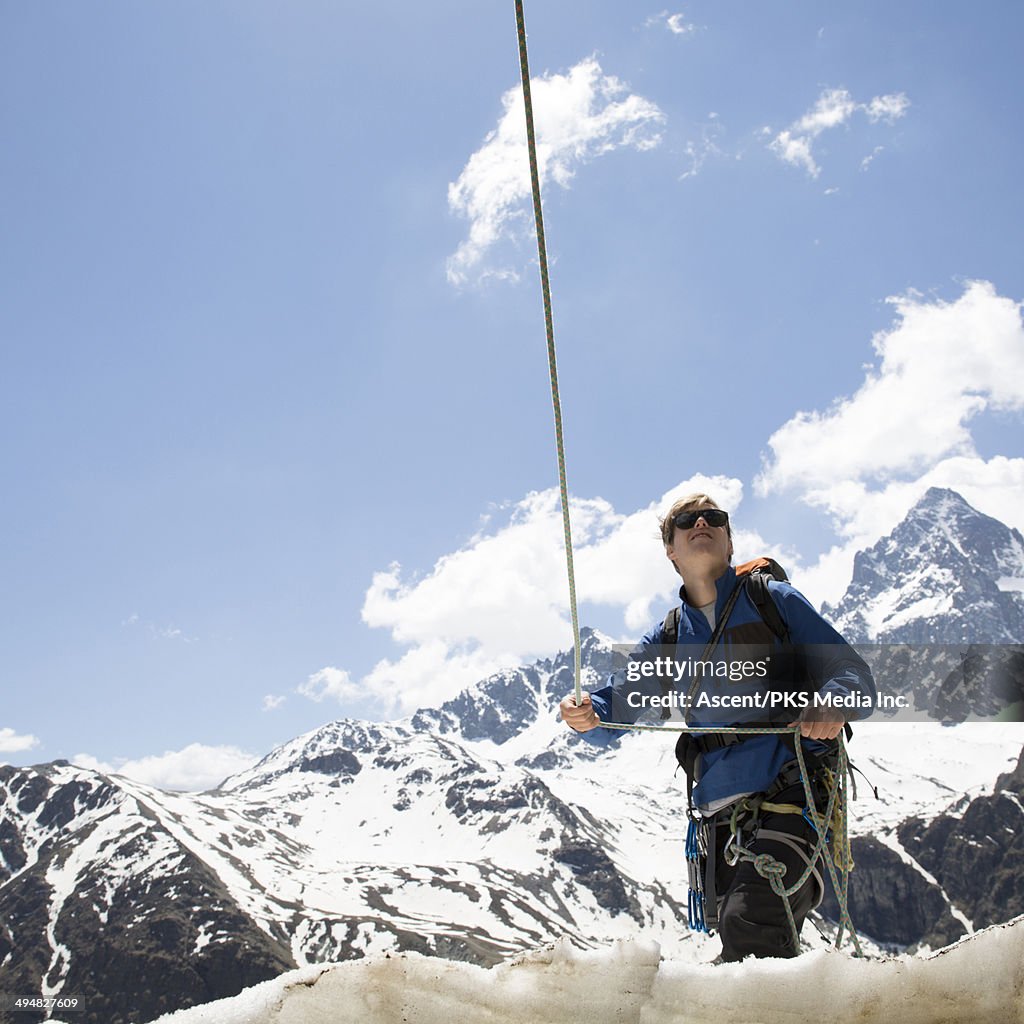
[409,626,619,757]
[822,487,1024,642]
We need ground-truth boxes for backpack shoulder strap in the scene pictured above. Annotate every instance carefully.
[737,558,854,741]
[662,606,680,647]
[745,571,788,640]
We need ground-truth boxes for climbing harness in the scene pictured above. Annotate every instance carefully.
[682,734,861,954]
[512,0,862,955]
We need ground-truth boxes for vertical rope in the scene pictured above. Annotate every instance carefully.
[510,2,860,956]
[514,0,583,704]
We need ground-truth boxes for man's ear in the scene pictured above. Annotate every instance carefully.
[665,543,683,577]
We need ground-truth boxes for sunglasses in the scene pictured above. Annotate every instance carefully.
[673,508,729,531]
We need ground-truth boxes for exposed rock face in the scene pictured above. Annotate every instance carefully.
[818,835,965,948]
[410,628,618,745]
[816,746,1024,950]
[823,487,1024,644]
[0,763,294,1024]
[896,746,1024,945]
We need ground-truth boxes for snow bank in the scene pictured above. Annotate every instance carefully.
[138,917,1024,1024]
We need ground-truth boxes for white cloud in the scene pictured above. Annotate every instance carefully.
[295,282,1024,702]
[758,282,1024,495]
[680,115,724,181]
[645,11,696,36]
[70,752,114,774]
[755,281,1024,606]
[447,57,664,285]
[770,131,820,177]
[794,88,858,135]
[122,614,197,643]
[72,743,258,792]
[262,694,286,712]
[346,641,506,718]
[303,476,770,716]
[768,88,909,178]
[298,667,360,703]
[865,93,911,123]
[666,13,695,35]
[154,625,195,642]
[0,727,39,754]
[861,145,885,171]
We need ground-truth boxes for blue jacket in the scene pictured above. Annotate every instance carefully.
[589,566,876,810]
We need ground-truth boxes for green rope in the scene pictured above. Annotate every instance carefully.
[514,0,583,706]
[721,731,862,956]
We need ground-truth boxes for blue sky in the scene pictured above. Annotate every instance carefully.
[2,2,1023,788]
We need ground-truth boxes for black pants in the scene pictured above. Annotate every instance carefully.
[713,786,822,962]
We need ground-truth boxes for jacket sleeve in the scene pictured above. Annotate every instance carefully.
[768,580,877,719]
[588,622,668,725]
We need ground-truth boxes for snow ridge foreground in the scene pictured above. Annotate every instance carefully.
[136,918,1024,1024]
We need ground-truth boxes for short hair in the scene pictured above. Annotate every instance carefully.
[659,492,733,546]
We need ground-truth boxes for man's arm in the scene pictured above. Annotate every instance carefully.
[768,581,876,740]
[560,622,666,732]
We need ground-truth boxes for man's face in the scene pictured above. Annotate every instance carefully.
[665,505,733,579]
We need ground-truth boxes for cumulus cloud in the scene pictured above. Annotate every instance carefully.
[758,282,1024,495]
[298,667,360,703]
[261,694,286,712]
[0,727,39,754]
[300,476,794,716]
[447,57,664,285]
[295,282,1024,700]
[72,743,258,792]
[755,281,1024,604]
[768,88,909,178]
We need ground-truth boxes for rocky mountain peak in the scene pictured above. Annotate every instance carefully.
[822,488,1024,642]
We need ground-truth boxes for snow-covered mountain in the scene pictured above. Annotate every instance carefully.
[823,487,1024,643]
[3,489,1024,1024]
[819,488,1024,721]
[0,657,688,1024]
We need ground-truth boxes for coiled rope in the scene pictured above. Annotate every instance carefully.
[513,0,860,955]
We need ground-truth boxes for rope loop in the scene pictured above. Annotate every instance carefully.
[753,853,787,882]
